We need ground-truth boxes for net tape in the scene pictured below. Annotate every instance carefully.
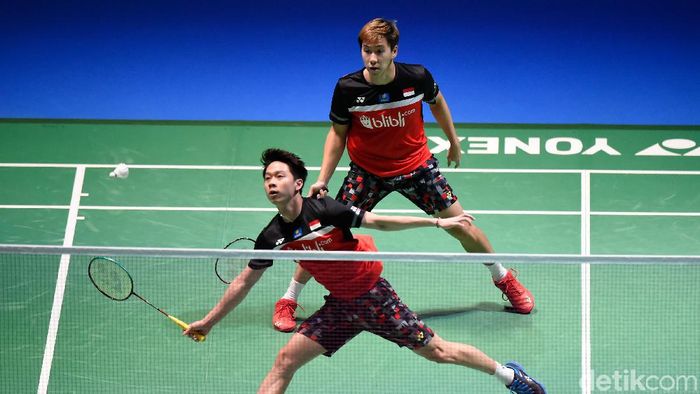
[1,244,699,265]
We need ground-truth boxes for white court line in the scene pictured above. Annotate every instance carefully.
[0,163,263,170]
[3,204,698,218]
[75,206,581,215]
[66,207,700,217]
[79,205,278,212]
[1,162,700,175]
[590,211,700,217]
[37,166,85,394]
[0,205,70,209]
[581,171,592,394]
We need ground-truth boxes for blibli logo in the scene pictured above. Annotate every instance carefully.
[360,115,373,129]
[360,112,406,130]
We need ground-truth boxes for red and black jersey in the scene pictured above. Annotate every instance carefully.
[329,62,440,177]
[250,197,382,300]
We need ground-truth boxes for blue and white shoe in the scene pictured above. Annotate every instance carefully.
[505,362,547,394]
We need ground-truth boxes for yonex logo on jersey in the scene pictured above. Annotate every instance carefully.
[356,97,365,104]
[275,238,285,246]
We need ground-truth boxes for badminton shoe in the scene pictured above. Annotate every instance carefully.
[505,361,547,393]
[272,298,298,332]
[494,270,534,314]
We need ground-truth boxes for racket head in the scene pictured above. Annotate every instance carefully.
[215,237,255,284]
[88,257,134,301]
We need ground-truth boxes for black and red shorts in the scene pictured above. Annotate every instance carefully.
[298,277,434,357]
[335,155,457,215]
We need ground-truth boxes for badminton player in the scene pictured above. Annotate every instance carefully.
[272,18,534,333]
[185,148,546,394]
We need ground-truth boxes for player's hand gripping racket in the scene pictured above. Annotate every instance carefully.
[215,237,255,284]
[88,257,206,342]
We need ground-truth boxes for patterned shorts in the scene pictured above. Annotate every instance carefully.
[298,278,434,357]
[335,155,457,215]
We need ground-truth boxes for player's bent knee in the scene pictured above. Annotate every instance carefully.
[273,347,301,375]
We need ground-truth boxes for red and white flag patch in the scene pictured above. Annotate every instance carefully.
[402,87,415,97]
[309,219,321,231]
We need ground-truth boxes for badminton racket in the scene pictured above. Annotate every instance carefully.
[215,237,255,284]
[88,256,206,342]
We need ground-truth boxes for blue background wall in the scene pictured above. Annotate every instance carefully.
[2,0,698,125]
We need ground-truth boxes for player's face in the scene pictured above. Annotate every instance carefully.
[263,161,302,204]
[361,37,397,77]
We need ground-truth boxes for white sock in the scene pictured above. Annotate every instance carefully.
[494,362,515,386]
[282,279,305,301]
[486,262,508,281]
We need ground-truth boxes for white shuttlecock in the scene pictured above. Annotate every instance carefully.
[109,163,130,179]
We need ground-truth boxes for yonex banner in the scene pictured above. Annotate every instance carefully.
[425,125,699,170]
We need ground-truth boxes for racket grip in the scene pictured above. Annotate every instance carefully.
[168,315,206,342]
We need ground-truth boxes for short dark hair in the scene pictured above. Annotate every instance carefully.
[260,148,308,187]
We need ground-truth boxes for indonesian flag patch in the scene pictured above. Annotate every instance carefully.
[309,219,321,231]
[403,87,415,97]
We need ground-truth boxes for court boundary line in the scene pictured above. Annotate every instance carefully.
[2,205,699,218]
[581,171,592,394]
[37,166,85,394]
[1,162,700,175]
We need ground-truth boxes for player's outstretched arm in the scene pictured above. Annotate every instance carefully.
[185,266,266,336]
[361,211,474,231]
[308,123,349,198]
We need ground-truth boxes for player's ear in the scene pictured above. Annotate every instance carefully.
[295,178,304,193]
[391,45,398,59]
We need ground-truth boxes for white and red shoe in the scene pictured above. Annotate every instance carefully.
[272,298,298,332]
[494,270,534,314]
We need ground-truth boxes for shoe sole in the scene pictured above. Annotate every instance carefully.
[506,361,547,394]
[273,323,296,333]
[504,305,534,314]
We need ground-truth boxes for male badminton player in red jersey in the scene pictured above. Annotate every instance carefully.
[186,148,546,394]
[272,18,535,332]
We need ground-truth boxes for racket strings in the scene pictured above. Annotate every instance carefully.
[215,238,255,284]
[89,258,133,300]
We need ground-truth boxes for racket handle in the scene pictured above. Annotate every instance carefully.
[168,315,206,342]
